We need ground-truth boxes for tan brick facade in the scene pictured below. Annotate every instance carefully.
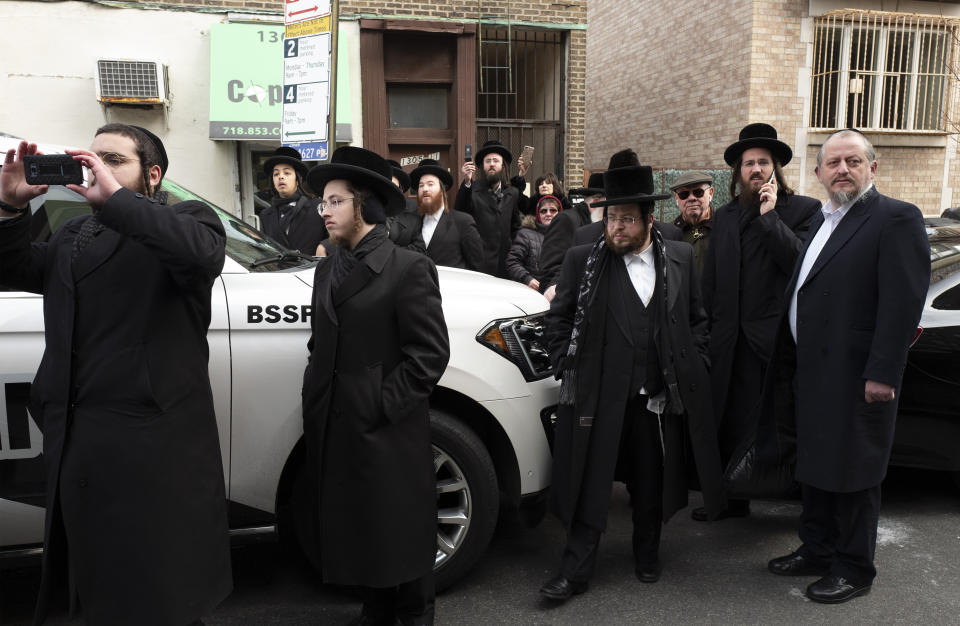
[587,0,960,214]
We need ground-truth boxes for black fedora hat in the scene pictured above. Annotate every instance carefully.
[474,140,513,166]
[386,159,411,193]
[306,146,406,216]
[410,158,453,190]
[263,146,308,178]
[723,123,793,167]
[569,172,606,198]
[590,165,671,208]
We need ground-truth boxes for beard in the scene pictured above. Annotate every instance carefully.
[738,175,764,208]
[604,221,651,256]
[417,192,444,216]
[827,177,867,205]
[484,167,504,188]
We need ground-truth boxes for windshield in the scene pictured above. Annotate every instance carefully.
[20,180,313,272]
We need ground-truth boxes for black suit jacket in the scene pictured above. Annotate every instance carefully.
[701,192,821,421]
[761,188,929,492]
[387,210,427,254]
[423,210,484,270]
[0,189,231,625]
[454,178,522,277]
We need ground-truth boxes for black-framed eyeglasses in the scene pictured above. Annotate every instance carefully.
[318,196,355,213]
[676,188,708,200]
[603,215,641,226]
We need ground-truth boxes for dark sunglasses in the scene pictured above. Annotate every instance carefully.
[676,188,707,200]
[539,207,559,214]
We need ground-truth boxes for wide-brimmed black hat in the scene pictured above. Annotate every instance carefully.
[410,158,453,190]
[386,159,411,193]
[263,146,309,178]
[590,165,671,208]
[568,172,606,198]
[474,140,513,166]
[723,123,793,167]
[306,146,405,216]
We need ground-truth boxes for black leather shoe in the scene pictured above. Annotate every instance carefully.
[806,575,872,604]
[539,575,588,601]
[691,503,750,522]
[635,561,662,583]
[767,550,831,577]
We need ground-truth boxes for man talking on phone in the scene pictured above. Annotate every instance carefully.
[697,123,820,521]
[0,125,231,625]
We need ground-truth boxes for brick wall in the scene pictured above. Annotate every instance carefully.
[585,0,754,175]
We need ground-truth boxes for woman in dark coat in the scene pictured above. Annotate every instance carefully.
[516,172,573,216]
[506,194,562,290]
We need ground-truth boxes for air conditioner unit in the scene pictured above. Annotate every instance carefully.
[95,59,168,106]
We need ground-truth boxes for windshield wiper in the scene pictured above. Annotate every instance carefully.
[250,250,318,268]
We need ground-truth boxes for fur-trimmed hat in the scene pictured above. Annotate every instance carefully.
[306,147,405,217]
[723,123,792,167]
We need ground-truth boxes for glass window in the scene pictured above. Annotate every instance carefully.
[388,86,448,129]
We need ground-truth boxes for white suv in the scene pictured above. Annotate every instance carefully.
[0,136,558,590]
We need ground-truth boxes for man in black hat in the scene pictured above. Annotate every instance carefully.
[454,139,522,277]
[669,170,715,278]
[0,125,231,625]
[695,123,821,522]
[539,163,724,601]
[409,158,483,270]
[259,146,328,256]
[297,147,450,625]
[385,159,427,253]
[538,171,606,301]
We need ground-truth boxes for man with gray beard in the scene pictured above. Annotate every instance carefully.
[763,129,929,603]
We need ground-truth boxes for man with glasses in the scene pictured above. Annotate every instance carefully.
[669,171,715,277]
[539,162,723,602]
[0,125,231,625]
[696,123,820,522]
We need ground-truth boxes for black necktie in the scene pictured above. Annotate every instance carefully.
[71,215,105,263]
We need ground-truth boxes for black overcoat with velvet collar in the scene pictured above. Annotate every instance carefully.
[545,239,724,531]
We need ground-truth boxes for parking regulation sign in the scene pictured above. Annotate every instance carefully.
[284,0,331,26]
[282,5,336,161]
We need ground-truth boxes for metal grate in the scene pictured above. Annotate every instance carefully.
[811,9,956,131]
[97,60,161,99]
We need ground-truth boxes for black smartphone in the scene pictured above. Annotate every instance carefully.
[464,144,473,162]
[23,154,83,186]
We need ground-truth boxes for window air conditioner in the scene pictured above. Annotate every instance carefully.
[95,59,168,106]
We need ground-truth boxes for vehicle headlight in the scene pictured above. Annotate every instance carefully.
[476,313,553,381]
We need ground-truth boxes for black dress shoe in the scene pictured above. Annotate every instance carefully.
[539,575,588,601]
[767,550,831,576]
[691,502,750,522]
[806,575,872,604]
[635,561,662,583]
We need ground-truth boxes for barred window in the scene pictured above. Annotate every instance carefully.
[811,10,955,131]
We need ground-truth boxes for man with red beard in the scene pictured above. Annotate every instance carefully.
[696,123,821,522]
[454,140,522,277]
[413,158,483,270]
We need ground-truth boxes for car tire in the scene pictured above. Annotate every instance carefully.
[431,409,499,592]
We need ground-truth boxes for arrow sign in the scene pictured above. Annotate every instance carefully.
[285,0,330,25]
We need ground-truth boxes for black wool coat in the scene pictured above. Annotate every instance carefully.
[701,192,820,426]
[297,237,450,587]
[423,210,484,271]
[505,217,546,285]
[260,192,328,255]
[546,240,724,531]
[453,178,522,277]
[538,203,591,291]
[388,210,427,254]
[758,189,929,492]
[0,189,231,626]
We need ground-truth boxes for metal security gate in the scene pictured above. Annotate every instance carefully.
[477,27,566,186]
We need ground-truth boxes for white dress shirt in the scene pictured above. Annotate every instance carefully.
[421,206,444,248]
[789,184,872,341]
[623,243,656,306]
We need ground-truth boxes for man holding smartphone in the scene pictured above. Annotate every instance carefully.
[697,123,821,522]
[0,125,231,625]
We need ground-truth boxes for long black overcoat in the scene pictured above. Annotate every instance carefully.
[260,193,328,255]
[298,237,450,587]
[759,189,929,492]
[0,188,231,626]
[546,240,724,531]
[453,178,521,277]
[701,192,820,425]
